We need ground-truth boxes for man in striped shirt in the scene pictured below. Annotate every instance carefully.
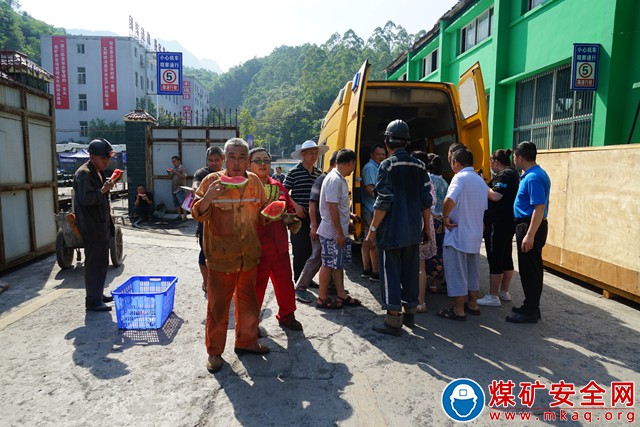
[284,140,329,281]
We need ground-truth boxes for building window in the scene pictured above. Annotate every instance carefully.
[135,72,138,87]
[461,7,494,53]
[77,67,86,84]
[77,43,85,54]
[513,65,594,150]
[421,49,438,78]
[528,0,549,11]
[80,121,88,137]
[140,75,144,89]
[78,94,87,111]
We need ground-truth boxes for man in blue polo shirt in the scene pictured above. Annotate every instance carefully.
[507,141,551,324]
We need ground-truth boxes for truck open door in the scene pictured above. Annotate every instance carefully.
[345,60,372,160]
[458,62,491,181]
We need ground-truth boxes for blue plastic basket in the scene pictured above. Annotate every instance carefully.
[111,276,177,330]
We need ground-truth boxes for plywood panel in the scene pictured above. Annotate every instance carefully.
[26,93,50,115]
[151,179,174,212]
[0,114,26,184]
[152,142,179,176]
[182,129,207,140]
[182,142,207,176]
[1,191,30,260]
[0,85,20,108]
[539,145,640,299]
[32,188,57,248]
[152,128,178,139]
[28,121,54,183]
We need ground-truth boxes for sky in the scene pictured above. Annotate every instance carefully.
[17,0,459,72]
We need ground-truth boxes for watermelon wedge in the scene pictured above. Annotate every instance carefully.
[219,175,249,188]
[109,169,123,182]
[261,200,287,220]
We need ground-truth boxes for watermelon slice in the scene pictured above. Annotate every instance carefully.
[261,200,287,220]
[109,169,123,182]
[219,175,249,188]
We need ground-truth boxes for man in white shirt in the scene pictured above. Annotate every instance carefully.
[437,149,488,321]
[316,149,361,309]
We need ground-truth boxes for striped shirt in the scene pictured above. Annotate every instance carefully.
[283,162,322,209]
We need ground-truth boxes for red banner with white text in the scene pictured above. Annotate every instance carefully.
[51,36,69,109]
[101,38,118,110]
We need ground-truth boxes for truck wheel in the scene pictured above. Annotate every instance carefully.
[56,229,74,269]
[110,225,124,266]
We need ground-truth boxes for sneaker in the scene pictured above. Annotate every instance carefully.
[512,305,542,319]
[369,272,380,282]
[499,290,512,302]
[361,269,372,279]
[295,289,314,304]
[476,294,501,307]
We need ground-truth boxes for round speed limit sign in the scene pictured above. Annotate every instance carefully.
[162,69,177,84]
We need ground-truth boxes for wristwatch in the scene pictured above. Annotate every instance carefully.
[370,225,377,232]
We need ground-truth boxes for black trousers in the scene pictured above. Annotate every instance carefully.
[290,216,312,281]
[515,219,548,315]
[84,239,110,305]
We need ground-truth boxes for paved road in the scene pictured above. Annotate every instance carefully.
[0,219,638,426]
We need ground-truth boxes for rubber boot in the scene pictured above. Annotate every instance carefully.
[372,312,403,336]
[403,306,417,328]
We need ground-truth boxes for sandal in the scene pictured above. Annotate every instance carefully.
[437,307,466,321]
[337,295,362,307]
[316,297,342,309]
[464,302,481,316]
[416,303,427,313]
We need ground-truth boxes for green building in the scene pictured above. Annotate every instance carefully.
[385,0,640,151]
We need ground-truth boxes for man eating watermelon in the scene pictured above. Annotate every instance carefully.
[192,138,270,374]
[72,138,117,312]
[248,147,303,332]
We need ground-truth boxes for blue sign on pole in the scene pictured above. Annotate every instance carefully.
[571,43,600,91]
[157,52,183,95]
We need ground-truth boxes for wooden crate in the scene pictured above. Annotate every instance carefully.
[538,144,640,303]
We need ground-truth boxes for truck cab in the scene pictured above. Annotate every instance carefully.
[317,60,490,241]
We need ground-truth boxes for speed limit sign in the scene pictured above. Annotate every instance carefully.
[157,52,183,95]
[571,43,599,91]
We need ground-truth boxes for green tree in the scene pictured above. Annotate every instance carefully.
[89,119,125,145]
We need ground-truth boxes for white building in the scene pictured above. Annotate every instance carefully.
[40,35,210,143]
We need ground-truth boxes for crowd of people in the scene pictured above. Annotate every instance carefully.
[73,120,550,373]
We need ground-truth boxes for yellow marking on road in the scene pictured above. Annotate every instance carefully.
[0,289,69,331]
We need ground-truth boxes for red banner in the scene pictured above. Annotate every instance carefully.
[182,80,191,100]
[101,38,118,110]
[182,105,192,126]
[51,36,69,110]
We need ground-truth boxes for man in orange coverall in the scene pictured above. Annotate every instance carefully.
[192,138,269,374]
[248,147,302,332]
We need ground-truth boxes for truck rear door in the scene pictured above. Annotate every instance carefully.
[457,62,491,181]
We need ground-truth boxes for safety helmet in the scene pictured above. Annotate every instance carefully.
[88,138,115,158]
[384,119,410,146]
[451,384,477,401]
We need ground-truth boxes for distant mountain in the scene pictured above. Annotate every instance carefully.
[159,39,222,74]
[66,29,222,74]
[66,28,119,37]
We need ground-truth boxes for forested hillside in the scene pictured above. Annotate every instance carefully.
[2,0,422,155]
[0,0,65,63]
[192,22,423,155]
